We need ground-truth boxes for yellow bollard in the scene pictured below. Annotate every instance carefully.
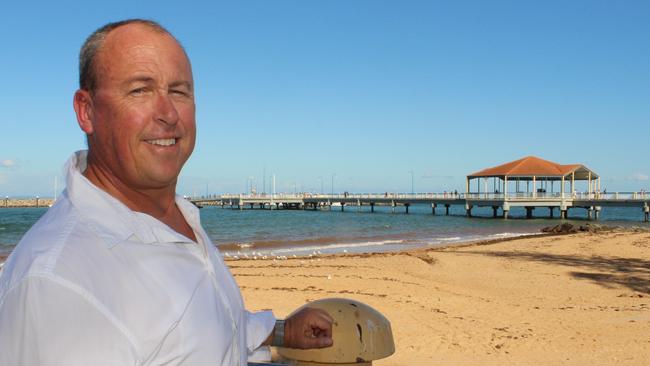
[277,298,395,366]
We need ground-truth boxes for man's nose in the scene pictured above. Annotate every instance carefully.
[154,92,180,126]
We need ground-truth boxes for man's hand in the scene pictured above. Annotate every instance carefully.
[283,307,333,349]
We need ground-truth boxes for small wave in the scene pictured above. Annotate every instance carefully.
[221,239,407,257]
[270,239,405,254]
[488,232,539,239]
[436,236,462,242]
[416,231,540,248]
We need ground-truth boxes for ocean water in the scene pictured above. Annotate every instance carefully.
[1,204,648,258]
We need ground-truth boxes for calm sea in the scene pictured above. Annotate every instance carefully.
[1,204,648,258]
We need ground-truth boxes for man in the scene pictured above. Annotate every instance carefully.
[0,19,332,365]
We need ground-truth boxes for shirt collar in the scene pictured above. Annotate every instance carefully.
[64,150,198,246]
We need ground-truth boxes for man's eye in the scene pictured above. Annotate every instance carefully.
[130,87,147,95]
[171,89,188,96]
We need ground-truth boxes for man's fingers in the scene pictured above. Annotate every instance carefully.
[284,307,335,349]
[308,309,334,329]
[299,334,333,349]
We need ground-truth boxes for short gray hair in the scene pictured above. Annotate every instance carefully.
[79,19,179,93]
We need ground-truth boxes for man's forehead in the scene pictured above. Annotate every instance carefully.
[94,24,192,81]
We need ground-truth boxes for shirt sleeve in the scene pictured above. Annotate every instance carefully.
[244,309,276,362]
[0,275,138,366]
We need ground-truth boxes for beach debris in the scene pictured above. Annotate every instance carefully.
[541,223,618,234]
[541,223,579,234]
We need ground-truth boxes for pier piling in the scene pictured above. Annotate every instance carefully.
[525,207,534,219]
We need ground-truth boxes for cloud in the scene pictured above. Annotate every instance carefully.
[629,173,649,181]
[0,159,16,168]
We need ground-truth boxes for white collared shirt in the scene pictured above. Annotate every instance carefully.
[0,151,275,365]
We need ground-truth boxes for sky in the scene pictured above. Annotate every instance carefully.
[0,0,648,197]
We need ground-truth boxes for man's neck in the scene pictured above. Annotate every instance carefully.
[82,157,197,242]
[83,163,176,218]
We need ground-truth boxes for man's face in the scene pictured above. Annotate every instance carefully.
[86,24,195,190]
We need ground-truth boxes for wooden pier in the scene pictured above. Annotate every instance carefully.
[192,191,650,222]
[192,156,649,222]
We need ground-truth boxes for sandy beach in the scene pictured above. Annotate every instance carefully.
[232,230,650,365]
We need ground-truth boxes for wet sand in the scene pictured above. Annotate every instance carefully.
[231,230,650,365]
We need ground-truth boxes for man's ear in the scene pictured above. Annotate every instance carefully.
[73,89,95,135]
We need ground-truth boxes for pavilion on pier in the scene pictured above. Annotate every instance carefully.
[466,156,600,198]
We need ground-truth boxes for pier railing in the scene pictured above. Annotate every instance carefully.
[211,193,465,200]
[197,191,649,202]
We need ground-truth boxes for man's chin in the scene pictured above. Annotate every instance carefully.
[137,171,181,190]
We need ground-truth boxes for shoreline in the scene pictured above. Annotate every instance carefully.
[218,223,648,260]
[217,231,548,258]
[2,225,646,264]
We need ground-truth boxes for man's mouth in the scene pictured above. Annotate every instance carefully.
[145,138,177,147]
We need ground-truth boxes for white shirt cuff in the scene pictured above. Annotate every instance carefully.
[245,310,276,362]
